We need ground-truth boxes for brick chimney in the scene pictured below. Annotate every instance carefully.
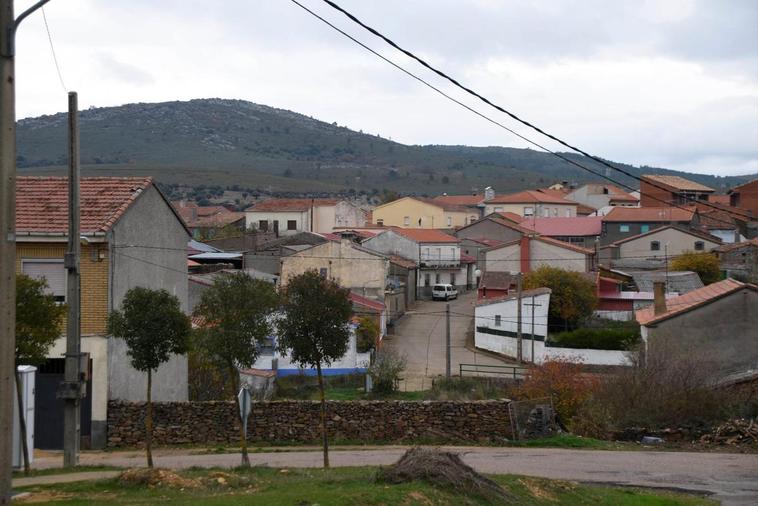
[520,236,530,273]
[653,281,667,315]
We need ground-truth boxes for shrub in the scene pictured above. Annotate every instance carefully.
[593,340,730,429]
[523,266,597,330]
[548,326,640,350]
[356,316,380,353]
[513,358,598,425]
[671,251,721,285]
[368,348,407,395]
[428,377,511,401]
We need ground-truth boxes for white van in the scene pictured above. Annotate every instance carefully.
[432,283,458,301]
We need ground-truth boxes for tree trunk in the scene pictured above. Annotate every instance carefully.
[14,369,30,475]
[146,369,154,468]
[316,362,329,468]
[230,364,250,467]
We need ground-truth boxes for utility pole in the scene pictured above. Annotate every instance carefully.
[524,296,542,364]
[516,273,523,363]
[1,0,51,500]
[445,302,451,379]
[0,1,17,499]
[61,92,82,467]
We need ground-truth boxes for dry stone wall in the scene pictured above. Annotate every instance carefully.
[107,400,512,447]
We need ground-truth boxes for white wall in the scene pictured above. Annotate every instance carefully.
[420,243,460,266]
[484,202,576,217]
[484,243,521,273]
[246,210,308,235]
[617,227,721,259]
[530,240,588,272]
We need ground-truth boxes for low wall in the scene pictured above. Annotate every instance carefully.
[107,399,512,447]
[475,330,633,366]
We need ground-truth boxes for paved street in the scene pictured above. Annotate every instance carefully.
[384,291,514,390]
[26,446,758,505]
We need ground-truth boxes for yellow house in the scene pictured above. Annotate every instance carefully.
[372,197,477,229]
[15,176,190,450]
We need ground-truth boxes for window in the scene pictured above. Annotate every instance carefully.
[552,208,558,217]
[651,241,660,251]
[435,273,441,284]
[22,260,65,302]
[319,267,328,278]
[494,315,501,327]
[523,206,534,216]
[450,273,456,286]
[287,220,297,231]
[619,225,630,233]
[694,241,705,251]
[424,273,430,286]
[376,219,384,226]
[565,209,572,217]
[403,216,410,226]
[543,208,550,217]
[435,247,442,259]
[258,220,268,231]
[640,225,650,233]
[446,216,452,227]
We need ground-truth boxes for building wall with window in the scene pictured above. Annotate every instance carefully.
[604,227,721,262]
[601,220,692,245]
[280,239,389,300]
[246,210,309,236]
[372,197,470,228]
[16,242,110,335]
[482,202,576,218]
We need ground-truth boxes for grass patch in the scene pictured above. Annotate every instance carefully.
[505,434,619,449]
[274,373,426,401]
[13,465,122,478]
[16,465,714,505]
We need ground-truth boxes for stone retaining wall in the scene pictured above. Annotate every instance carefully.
[107,400,512,447]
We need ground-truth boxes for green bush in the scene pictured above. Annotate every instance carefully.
[547,326,640,350]
[368,348,406,395]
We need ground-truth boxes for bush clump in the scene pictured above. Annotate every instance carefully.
[548,327,640,350]
[368,348,406,395]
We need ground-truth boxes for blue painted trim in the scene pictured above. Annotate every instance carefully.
[275,367,368,377]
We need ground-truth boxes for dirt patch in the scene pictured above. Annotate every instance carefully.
[519,477,558,501]
[403,490,435,505]
[118,468,199,489]
[16,490,74,503]
[377,447,511,503]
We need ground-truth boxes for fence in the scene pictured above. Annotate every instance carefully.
[508,396,557,441]
[459,363,530,380]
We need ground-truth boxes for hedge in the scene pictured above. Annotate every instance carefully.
[547,327,640,351]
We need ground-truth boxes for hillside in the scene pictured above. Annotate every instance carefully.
[16,98,753,196]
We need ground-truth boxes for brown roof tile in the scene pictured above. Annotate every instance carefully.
[635,278,755,325]
[16,176,153,235]
[603,206,694,222]
[641,175,714,192]
[486,190,576,205]
[394,228,459,243]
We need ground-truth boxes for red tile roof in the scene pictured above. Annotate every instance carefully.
[467,237,505,247]
[486,190,576,205]
[576,203,598,215]
[708,195,731,205]
[603,206,694,222]
[461,253,476,263]
[635,278,755,326]
[533,235,594,255]
[433,194,484,206]
[173,203,245,228]
[349,292,385,312]
[496,211,524,223]
[394,228,459,243]
[730,178,758,192]
[247,198,339,212]
[641,175,714,193]
[16,176,154,235]
[389,255,417,269]
[519,216,602,237]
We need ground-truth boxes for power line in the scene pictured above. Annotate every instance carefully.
[316,0,743,227]
[41,5,66,93]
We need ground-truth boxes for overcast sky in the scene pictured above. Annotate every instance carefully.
[14,0,758,176]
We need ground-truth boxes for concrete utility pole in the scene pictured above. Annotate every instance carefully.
[61,91,82,468]
[445,302,451,379]
[0,0,51,500]
[516,273,523,363]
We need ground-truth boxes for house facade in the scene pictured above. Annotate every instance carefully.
[454,213,526,244]
[280,234,389,302]
[483,190,578,217]
[483,236,594,273]
[715,238,758,283]
[566,183,639,210]
[518,216,602,248]
[173,202,245,240]
[372,196,475,229]
[245,198,366,235]
[599,225,722,267]
[16,177,190,450]
[636,279,758,377]
[729,179,758,216]
[600,206,696,244]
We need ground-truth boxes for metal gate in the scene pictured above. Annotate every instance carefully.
[34,358,92,450]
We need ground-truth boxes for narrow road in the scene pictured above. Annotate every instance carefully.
[384,291,513,390]
[26,447,758,505]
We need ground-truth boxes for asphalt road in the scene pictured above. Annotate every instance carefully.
[384,291,513,390]
[29,446,758,505]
